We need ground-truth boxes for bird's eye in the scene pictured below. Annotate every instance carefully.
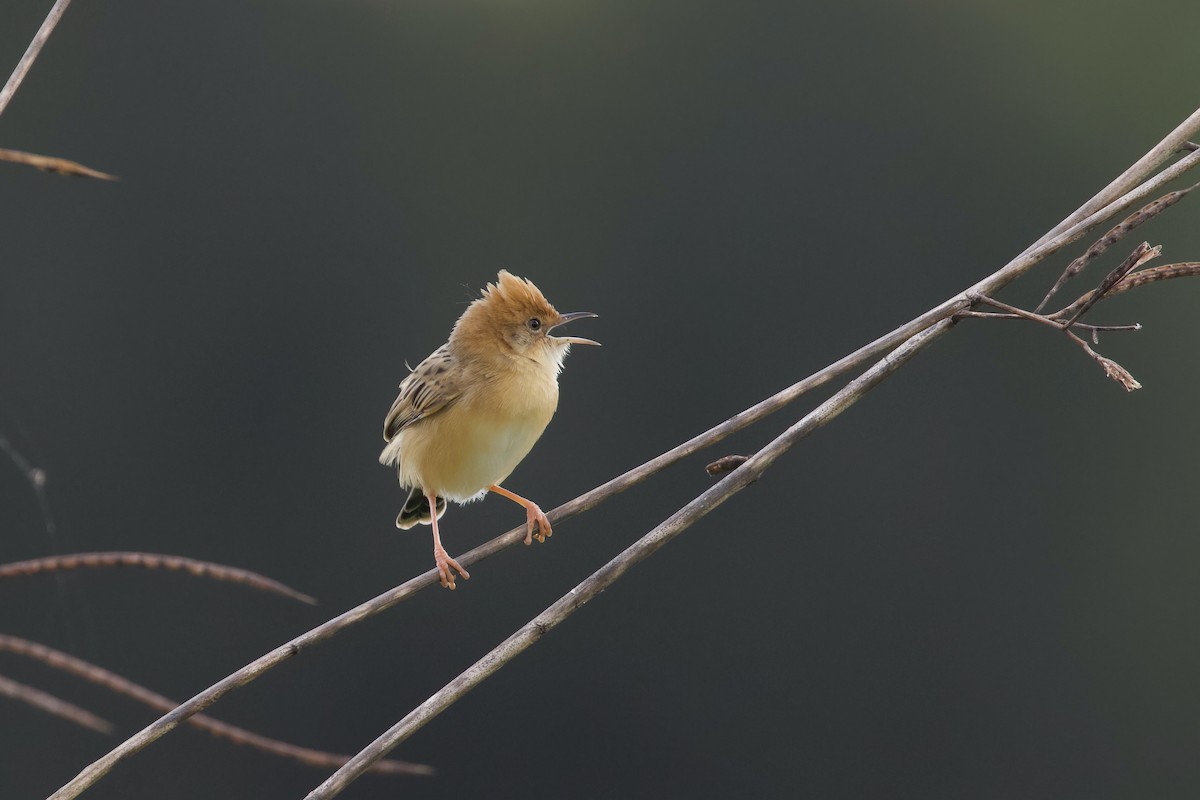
[527,318,542,331]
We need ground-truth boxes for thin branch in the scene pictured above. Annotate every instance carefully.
[47,108,1200,800]
[0,0,73,117]
[0,635,430,776]
[966,283,1153,335]
[304,319,956,800]
[1036,185,1196,311]
[1110,260,1200,295]
[0,673,113,735]
[953,311,1141,334]
[964,292,1148,390]
[1056,261,1200,319]
[964,237,1171,391]
[1029,108,1200,253]
[0,553,317,606]
[1058,241,1160,328]
[0,148,117,180]
[965,294,1087,332]
[1062,328,1142,391]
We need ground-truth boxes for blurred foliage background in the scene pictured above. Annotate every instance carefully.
[2,1,1199,798]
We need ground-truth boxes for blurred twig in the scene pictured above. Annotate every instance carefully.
[0,0,116,180]
[0,0,72,117]
[0,553,317,606]
[0,148,116,180]
[2,434,313,600]
[0,634,431,776]
[49,108,1200,800]
[0,433,57,544]
[0,673,112,734]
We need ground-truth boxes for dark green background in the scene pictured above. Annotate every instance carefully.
[3,1,1200,798]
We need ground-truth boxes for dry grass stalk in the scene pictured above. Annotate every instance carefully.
[0,635,431,776]
[0,148,117,180]
[0,552,316,606]
[0,673,113,734]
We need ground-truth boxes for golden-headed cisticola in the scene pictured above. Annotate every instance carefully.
[380,270,598,589]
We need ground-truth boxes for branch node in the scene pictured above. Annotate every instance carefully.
[705,455,748,477]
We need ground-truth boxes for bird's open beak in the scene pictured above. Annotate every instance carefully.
[549,311,600,346]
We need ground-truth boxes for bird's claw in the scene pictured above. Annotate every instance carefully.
[435,549,470,589]
[523,504,553,546]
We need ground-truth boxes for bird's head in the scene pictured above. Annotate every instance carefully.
[453,270,599,369]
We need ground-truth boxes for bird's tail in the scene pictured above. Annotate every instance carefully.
[395,487,446,529]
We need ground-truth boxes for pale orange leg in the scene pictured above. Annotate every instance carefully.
[488,484,552,545]
[428,491,469,589]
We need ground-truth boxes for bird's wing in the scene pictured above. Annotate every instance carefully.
[383,344,462,441]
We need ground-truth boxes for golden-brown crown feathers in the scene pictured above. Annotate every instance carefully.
[450,270,561,355]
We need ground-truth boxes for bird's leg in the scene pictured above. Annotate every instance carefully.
[428,491,469,589]
[488,484,552,545]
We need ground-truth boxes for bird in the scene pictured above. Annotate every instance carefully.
[379,270,598,589]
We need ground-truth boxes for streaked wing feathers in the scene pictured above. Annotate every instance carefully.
[383,344,461,440]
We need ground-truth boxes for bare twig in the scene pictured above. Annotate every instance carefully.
[1033,109,1200,251]
[963,294,1084,332]
[1036,186,1196,312]
[0,148,117,180]
[1058,242,1160,328]
[304,320,956,800]
[1063,328,1142,391]
[1110,260,1200,295]
[0,2,116,182]
[0,0,73,117]
[47,108,1200,800]
[964,288,1149,334]
[0,673,113,734]
[0,552,317,606]
[965,285,1148,391]
[1057,261,1200,319]
[0,635,430,776]
[959,238,1200,390]
[952,311,1141,334]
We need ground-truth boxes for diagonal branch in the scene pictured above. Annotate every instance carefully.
[0,635,431,776]
[1035,184,1196,312]
[46,107,1200,800]
[0,2,117,180]
[1058,241,1160,328]
[1057,261,1200,319]
[0,0,73,117]
[0,552,317,606]
[0,673,113,734]
[303,320,955,799]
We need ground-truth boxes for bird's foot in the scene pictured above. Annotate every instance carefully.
[434,547,470,590]
[523,503,553,546]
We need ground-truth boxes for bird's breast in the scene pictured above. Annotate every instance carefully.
[395,369,558,502]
